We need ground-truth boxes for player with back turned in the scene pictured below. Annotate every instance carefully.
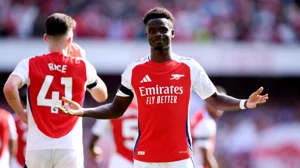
[3,13,108,168]
[190,86,227,168]
[56,7,268,168]
[89,100,138,168]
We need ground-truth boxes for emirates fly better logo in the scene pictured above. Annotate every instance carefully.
[139,75,184,104]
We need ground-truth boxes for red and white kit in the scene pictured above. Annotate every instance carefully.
[11,52,99,168]
[92,103,138,168]
[116,54,216,168]
[191,109,217,168]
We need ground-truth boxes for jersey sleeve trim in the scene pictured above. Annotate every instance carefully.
[117,85,134,97]
[87,80,98,89]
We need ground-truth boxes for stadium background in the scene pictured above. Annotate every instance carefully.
[1,0,300,168]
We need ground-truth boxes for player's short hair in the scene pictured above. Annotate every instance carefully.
[45,13,76,37]
[143,7,175,26]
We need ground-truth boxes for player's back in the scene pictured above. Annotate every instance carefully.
[191,109,216,168]
[22,52,93,151]
[110,103,138,162]
[191,109,216,138]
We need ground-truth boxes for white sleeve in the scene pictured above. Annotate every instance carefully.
[8,113,18,140]
[91,120,110,137]
[191,59,216,99]
[116,64,133,97]
[11,58,29,87]
[85,60,98,87]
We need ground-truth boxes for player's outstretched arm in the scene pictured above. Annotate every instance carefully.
[3,75,28,124]
[56,95,133,119]
[205,87,269,111]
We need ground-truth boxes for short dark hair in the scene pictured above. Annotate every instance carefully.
[45,13,76,36]
[143,7,175,25]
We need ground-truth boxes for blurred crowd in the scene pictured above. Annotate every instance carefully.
[215,101,300,168]
[1,0,300,43]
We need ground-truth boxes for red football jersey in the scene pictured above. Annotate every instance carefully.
[13,114,27,166]
[0,109,10,158]
[92,103,138,162]
[11,52,99,150]
[117,54,217,162]
[28,53,86,138]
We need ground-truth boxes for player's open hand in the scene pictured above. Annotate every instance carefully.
[246,87,269,108]
[89,146,104,163]
[68,43,86,59]
[55,97,84,116]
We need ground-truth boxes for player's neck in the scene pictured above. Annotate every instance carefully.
[48,46,68,56]
[150,48,172,63]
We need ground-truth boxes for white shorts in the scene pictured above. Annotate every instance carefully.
[108,153,133,168]
[10,157,23,168]
[193,119,216,150]
[133,158,194,168]
[25,149,83,168]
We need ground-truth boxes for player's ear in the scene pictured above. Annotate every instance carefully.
[43,34,48,43]
[66,37,72,46]
[171,29,175,38]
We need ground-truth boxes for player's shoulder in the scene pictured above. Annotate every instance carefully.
[22,54,50,66]
[124,56,150,72]
[130,56,150,66]
[29,53,51,60]
[172,53,197,65]
[173,53,204,71]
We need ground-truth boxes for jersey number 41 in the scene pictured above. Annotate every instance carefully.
[37,75,72,113]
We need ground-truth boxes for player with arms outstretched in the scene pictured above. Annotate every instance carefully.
[56,7,268,168]
[89,101,138,168]
[3,13,107,168]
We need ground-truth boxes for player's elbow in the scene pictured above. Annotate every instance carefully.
[94,90,108,103]
[3,81,16,97]
[89,88,108,103]
[3,75,22,98]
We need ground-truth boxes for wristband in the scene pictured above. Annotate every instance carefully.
[239,100,247,110]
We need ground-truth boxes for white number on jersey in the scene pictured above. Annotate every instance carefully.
[122,118,138,150]
[37,75,72,113]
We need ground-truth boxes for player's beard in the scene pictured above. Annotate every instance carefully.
[154,46,164,51]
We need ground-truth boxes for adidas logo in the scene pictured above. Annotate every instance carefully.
[140,75,152,83]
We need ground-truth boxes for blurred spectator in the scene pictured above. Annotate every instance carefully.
[1,0,300,43]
